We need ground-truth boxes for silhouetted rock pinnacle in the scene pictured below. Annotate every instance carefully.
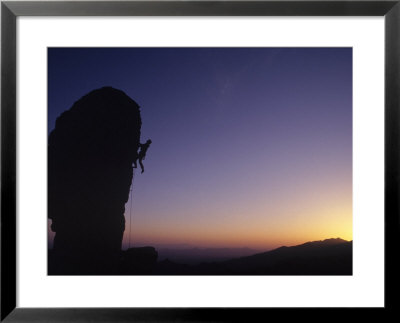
[48,87,141,274]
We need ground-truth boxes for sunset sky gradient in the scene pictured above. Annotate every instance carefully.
[48,48,352,250]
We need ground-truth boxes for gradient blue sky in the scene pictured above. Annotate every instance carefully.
[48,48,352,250]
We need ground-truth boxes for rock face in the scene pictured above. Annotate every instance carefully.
[48,87,141,274]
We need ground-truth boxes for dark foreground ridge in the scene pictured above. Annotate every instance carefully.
[154,238,353,275]
[49,236,352,275]
[48,87,142,275]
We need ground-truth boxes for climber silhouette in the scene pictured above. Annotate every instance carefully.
[134,139,152,173]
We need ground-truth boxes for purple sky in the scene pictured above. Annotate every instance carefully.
[48,48,352,249]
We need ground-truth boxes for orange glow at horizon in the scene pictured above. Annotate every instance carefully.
[123,182,352,250]
[123,163,352,250]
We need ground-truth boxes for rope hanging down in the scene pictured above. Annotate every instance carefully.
[128,169,135,248]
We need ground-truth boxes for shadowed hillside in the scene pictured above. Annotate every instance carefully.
[157,247,262,265]
[154,238,352,275]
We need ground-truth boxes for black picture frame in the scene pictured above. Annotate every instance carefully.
[1,0,399,321]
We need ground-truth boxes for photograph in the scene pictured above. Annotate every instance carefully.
[47,47,353,276]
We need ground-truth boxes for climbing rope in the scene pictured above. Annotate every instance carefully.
[128,169,135,248]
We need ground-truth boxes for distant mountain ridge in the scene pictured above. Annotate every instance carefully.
[294,237,350,247]
[155,238,352,275]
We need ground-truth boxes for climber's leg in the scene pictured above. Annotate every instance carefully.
[139,158,144,173]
